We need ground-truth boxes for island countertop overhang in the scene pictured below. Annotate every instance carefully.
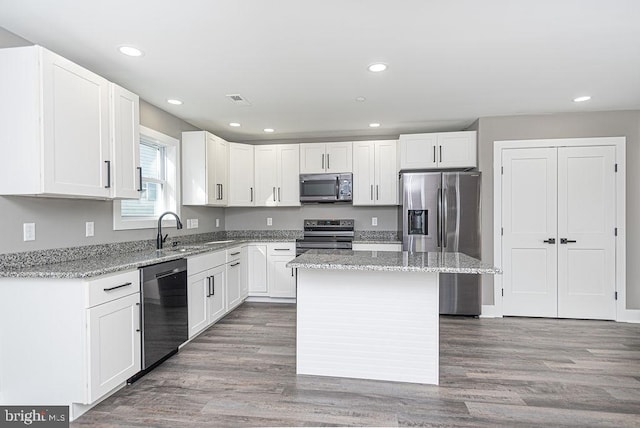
[287,250,501,274]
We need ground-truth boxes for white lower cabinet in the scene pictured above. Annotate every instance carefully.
[87,292,141,402]
[187,251,227,338]
[240,246,249,299]
[248,244,268,295]
[0,269,141,420]
[226,246,243,311]
[268,255,297,298]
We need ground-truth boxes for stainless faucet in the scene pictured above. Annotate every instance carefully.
[156,211,183,249]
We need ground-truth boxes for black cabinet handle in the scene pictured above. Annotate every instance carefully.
[291,268,294,277]
[104,160,111,188]
[250,187,253,202]
[439,146,442,163]
[543,238,556,244]
[230,251,240,256]
[230,262,240,267]
[274,248,290,251]
[103,282,132,291]
[433,146,436,163]
[137,167,143,191]
[560,238,577,244]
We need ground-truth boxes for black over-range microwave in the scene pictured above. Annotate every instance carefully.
[299,173,352,203]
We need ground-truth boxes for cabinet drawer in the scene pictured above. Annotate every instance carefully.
[188,250,226,275]
[267,242,296,256]
[86,270,140,308]
[226,246,242,262]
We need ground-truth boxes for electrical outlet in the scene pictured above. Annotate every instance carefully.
[267,217,273,226]
[192,219,199,229]
[372,217,378,226]
[23,223,35,241]
[215,218,220,228]
[185,219,192,229]
[85,221,94,237]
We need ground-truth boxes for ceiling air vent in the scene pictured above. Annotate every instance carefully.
[226,94,251,106]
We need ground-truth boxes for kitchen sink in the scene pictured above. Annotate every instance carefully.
[157,245,207,254]
[201,240,235,245]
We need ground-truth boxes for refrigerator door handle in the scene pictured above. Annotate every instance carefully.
[443,187,448,248]
[437,188,442,248]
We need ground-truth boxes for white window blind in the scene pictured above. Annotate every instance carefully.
[121,136,167,218]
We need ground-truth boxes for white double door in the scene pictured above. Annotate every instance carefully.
[502,146,616,320]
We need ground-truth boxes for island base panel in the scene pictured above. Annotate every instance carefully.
[296,269,439,385]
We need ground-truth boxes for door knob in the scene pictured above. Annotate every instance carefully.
[560,238,577,244]
[543,238,556,244]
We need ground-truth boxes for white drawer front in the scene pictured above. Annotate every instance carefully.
[226,246,242,262]
[188,251,226,275]
[267,242,296,256]
[86,270,140,308]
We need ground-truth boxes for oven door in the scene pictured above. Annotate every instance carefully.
[300,174,339,203]
[296,238,353,255]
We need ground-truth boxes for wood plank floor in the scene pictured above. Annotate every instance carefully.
[73,303,640,427]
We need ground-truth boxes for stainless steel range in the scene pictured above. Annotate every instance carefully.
[296,219,354,255]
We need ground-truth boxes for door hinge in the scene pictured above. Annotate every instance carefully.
[501,288,504,297]
[501,227,504,236]
[615,227,618,236]
[615,163,618,172]
[615,291,618,300]
[501,166,504,175]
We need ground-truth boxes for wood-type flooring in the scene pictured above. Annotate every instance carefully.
[73,302,640,427]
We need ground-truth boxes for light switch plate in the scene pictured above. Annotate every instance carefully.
[192,219,199,229]
[215,218,220,228]
[23,223,35,241]
[267,217,273,226]
[372,217,378,226]
[85,221,94,237]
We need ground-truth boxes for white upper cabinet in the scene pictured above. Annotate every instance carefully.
[300,142,352,173]
[0,45,141,199]
[228,143,255,206]
[182,131,229,206]
[254,144,300,206]
[399,131,477,170]
[110,84,141,199]
[353,140,398,206]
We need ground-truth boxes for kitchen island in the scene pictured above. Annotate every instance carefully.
[287,250,500,385]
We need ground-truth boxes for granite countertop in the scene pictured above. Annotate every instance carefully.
[0,237,297,279]
[287,249,501,274]
[352,240,402,245]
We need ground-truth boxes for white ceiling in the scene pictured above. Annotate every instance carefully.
[1,0,639,143]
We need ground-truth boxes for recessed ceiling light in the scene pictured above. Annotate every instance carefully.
[118,46,143,57]
[369,123,381,128]
[167,99,183,105]
[573,95,591,103]
[355,96,366,102]
[368,63,387,72]
[264,128,275,133]
[229,122,241,127]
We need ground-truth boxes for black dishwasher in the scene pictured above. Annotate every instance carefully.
[135,258,188,379]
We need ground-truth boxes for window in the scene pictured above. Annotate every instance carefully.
[113,126,180,230]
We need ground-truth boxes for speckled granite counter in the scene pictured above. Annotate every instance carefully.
[0,237,297,279]
[288,249,500,274]
[351,240,402,245]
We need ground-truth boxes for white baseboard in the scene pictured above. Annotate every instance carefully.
[617,308,640,323]
[480,304,502,318]
[245,296,296,304]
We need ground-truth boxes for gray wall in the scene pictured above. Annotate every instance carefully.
[477,110,640,309]
[0,100,224,254]
[225,205,398,232]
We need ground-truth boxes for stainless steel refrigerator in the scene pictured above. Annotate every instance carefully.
[399,171,481,315]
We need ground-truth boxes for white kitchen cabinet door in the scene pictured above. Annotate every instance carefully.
[42,48,112,198]
[240,246,249,299]
[501,148,558,318]
[248,244,268,295]
[277,144,300,206]
[254,146,278,206]
[226,260,242,311]
[352,141,376,205]
[437,132,477,169]
[299,143,326,174]
[228,143,255,206]
[557,146,616,320]
[87,292,141,403]
[208,264,226,324]
[268,255,297,298]
[110,84,140,199]
[182,131,228,206]
[399,133,438,170]
[325,142,353,173]
[187,270,209,338]
[374,140,398,205]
